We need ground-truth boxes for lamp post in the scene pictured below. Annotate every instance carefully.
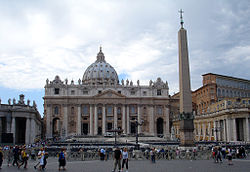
[107,129,123,147]
[131,119,143,150]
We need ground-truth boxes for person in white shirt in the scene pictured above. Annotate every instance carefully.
[121,148,129,172]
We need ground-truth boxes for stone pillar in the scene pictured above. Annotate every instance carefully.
[6,115,11,133]
[122,105,126,132]
[137,105,141,134]
[213,121,217,141]
[217,121,221,141]
[126,106,130,134]
[114,105,118,129]
[232,118,237,141]
[25,118,31,144]
[46,105,52,138]
[11,117,16,144]
[165,106,170,138]
[77,105,81,135]
[90,105,93,135]
[94,105,98,135]
[102,106,106,134]
[63,105,68,138]
[223,119,227,142]
[245,117,249,141]
[149,106,155,136]
[226,118,231,142]
[208,122,211,141]
[203,122,206,141]
[30,119,36,144]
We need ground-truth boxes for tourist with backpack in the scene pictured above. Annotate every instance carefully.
[58,148,67,171]
[18,146,29,169]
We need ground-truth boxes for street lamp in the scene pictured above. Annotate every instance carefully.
[107,129,123,147]
[130,119,143,150]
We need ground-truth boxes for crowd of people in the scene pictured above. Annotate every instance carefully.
[212,146,247,165]
[0,144,248,171]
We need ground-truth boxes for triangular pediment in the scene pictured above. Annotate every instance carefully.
[93,89,126,98]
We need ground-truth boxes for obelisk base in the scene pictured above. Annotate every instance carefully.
[179,119,194,147]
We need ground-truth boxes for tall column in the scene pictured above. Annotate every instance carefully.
[102,106,106,134]
[165,106,170,138]
[94,105,98,135]
[232,118,237,141]
[122,105,126,132]
[126,106,130,134]
[223,119,227,142]
[137,105,141,134]
[30,119,36,144]
[63,105,68,138]
[226,118,231,142]
[77,105,81,135]
[245,117,249,141]
[149,106,155,136]
[208,122,211,141]
[25,118,31,144]
[6,115,11,133]
[114,105,118,129]
[11,117,16,144]
[203,122,206,141]
[46,105,52,138]
[213,121,217,141]
[90,105,93,135]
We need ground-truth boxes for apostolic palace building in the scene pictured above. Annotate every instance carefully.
[44,48,179,139]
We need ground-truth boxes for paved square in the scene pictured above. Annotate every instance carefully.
[1,158,250,172]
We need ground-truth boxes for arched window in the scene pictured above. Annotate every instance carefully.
[54,106,59,115]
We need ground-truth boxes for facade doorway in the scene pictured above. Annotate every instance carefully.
[52,118,60,137]
[82,123,88,135]
[107,123,112,130]
[157,118,164,136]
[16,117,26,144]
[131,122,136,134]
[236,118,244,141]
[98,127,102,135]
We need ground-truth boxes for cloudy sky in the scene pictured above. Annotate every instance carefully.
[0,0,250,116]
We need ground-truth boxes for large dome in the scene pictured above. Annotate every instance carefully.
[82,47,119,85]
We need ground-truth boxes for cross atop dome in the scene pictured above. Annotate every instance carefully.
[96,46,106,62]
[179,9,184,28]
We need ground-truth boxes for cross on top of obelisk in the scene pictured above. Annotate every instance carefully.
[179,9,184,28]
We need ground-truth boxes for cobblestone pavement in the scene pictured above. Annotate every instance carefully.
[1,158,250,172]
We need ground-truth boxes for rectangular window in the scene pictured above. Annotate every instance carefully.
[54,106,59,115]
[242,100,246,104]
[71,90,75,95]
[83,91,88,95]
[83,106,88,115]
[157,107,162,115]
[131,91,135,95]
[98,107,102,115]
[107,106,112,114]
[117,107,121,114]
[54,88,60,95]
[131,106,136,114]
[157,89,161,96]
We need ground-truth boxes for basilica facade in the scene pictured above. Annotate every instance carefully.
[44,48,178,139]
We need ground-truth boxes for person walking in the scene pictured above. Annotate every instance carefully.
[112,147,122,172]
[18,147,29,169]
[121,148,129,172]
[58,148,67,171]
[12,145,20,167]
[0,147,3,169]
[6,146,13,167]
[34,147,44,170]
[150,148,156,163]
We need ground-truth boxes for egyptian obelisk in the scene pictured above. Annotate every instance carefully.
[178,9,194,147]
